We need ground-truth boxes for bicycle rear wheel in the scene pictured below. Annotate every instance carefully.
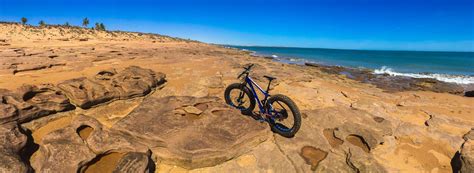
[266,94,301,137]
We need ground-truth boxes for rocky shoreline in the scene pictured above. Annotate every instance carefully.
[303,62,473,96]
[242,50,474,97]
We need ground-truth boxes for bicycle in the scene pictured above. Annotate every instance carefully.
[224,64,301,137]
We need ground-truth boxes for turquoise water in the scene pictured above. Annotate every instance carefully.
[230,46,474,84]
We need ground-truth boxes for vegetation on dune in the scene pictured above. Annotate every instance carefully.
[39,20,46,27]
[82,18,89,28]
[95,22,106,31]
[21,17,27,25]
[64,22,70,27]
[100,23,106,31]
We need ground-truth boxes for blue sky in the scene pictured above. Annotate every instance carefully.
[1,0,473,51]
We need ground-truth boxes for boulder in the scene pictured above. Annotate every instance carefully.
[112,96,270,169]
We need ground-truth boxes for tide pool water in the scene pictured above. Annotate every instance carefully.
[230,46,474,84]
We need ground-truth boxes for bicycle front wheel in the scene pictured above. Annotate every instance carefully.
[266,94,301,137]
[224,83,256,115]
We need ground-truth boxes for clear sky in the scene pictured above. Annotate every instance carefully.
[1,0,473,51]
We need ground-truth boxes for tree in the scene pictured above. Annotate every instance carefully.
[39,20,46,27]
[21,17,27,25]
[95,23,100,30]
[64,22,70,26]
[95,22,106,31]
[82,18,89,28]
[99,23,106,31]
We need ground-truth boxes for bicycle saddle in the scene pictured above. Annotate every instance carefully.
[264,75,277,81]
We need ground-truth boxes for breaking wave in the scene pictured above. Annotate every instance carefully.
[374,66,474,84]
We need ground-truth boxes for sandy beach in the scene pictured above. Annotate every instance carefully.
[0,23,473,172]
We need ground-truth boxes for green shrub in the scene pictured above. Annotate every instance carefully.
[39,20,46,27]
[21,17,27,25]
[82,18,89,28]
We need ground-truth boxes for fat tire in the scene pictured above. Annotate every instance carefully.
[266,94,301,137]
[224,83,256,115]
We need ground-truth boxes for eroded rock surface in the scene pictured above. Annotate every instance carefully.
[113,96,270,169]
[31,115,151,172]
[0,124,30,173]
[0,84,73,124]
[460,129,474,173]
[58,66,166,109]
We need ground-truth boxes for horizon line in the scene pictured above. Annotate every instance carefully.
[220,44,474,53]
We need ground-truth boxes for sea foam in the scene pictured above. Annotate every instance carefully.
[374,66,474,84]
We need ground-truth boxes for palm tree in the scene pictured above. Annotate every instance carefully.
[21,17,27,25]
[82,18,89,28]
[39,20,46,27]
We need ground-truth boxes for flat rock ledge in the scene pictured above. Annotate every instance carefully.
[112,96,270,169]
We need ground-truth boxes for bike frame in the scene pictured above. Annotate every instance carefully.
[244,76,270,114]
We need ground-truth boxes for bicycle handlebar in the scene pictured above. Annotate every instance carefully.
[237,64,254,79]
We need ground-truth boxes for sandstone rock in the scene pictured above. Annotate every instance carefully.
[31,115,151,172]
[31,120,97,172]
[58,77,117,109]
[461,140,474,173]
[113,96,269,169]
[58,66,166,109]
[111,66,166,99]
[464,129,474,141]
[0,103,18,125]
[0,124,30,172]
[300,146,328,171]
[1,84,73,124]
[272,107,393,172]
[113,152,151,173]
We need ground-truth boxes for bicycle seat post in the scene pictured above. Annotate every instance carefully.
[265,79,272,93]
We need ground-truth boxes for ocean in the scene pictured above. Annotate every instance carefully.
[230,46,474,84]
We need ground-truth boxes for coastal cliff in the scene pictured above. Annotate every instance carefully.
[0,23,473,172]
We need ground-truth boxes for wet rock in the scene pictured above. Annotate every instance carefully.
[0,124,30,172]
[465,90,474,97]
[305,63,466,94]
[113,96,269,169]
